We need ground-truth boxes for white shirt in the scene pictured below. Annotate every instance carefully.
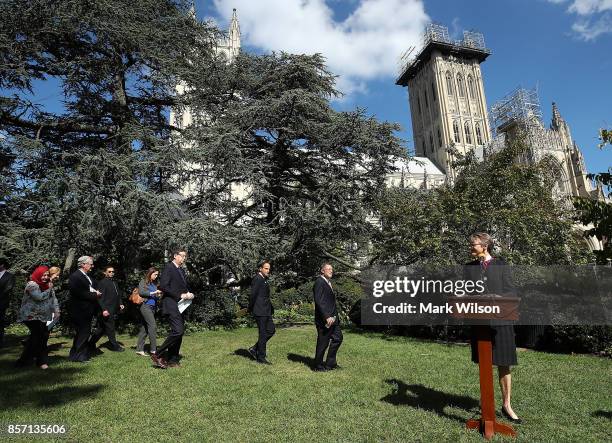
[80,269,96,293]
[0,270,5,281]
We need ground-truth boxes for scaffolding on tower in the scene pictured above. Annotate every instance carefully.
[487,86,547,162]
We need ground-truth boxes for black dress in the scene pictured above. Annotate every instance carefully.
[464,258,518,367]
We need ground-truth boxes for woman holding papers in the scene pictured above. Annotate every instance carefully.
[136,267,162,357]
[16,265,60,370]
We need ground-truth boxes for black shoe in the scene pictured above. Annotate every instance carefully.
[501,406,522,424]
[109,346,125,352]
[325,364,342,371]
[248,347,258,360]
[313,366,328,372]
[256,358,272,365]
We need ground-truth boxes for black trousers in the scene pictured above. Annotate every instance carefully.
[18,320,50,366]
[157,298,184,362]
[314,323,343,368]
[89,314,119,349]
[69,312,94,362]
[0,305,7,346]
[253,316,275,360]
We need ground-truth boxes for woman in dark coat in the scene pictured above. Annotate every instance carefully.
[465,232,521,423]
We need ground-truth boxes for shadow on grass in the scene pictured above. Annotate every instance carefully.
[0,336,106,409]
[381,379,479,423]
[233,348,256,360]
[287,353,316,369]
[592,410,612,419]
[0,361,105,408]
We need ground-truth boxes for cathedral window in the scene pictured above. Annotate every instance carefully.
[453,121,461,143]
[429,132,434,151]
[464,121,472,144]
[468,75,476,100]
[445,72,454,96]
[457,74,465,98]
[431,82,437,102]
[475,122,483,145]
[424,90,429,109]
[437,128,442,147]
[417,96,421,115]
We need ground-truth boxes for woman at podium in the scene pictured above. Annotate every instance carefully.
[464,232,521,424]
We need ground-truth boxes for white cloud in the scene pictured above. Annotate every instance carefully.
[211,0,429,97]
[546,0,612,40]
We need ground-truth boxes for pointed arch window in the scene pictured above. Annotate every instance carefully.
[424,90,429,109]
[453,121,461,143]
[457,74,465,98]
[431,81,437,102]
[417,96,421,115]
[468,75,476,100]
[422,140,427,154]
[437,127,442,147]
[445,72,454,96]
[464,121,472,144]
[429,132,434,151]
[475,122,483,145]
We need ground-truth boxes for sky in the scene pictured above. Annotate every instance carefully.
[201,0,612,176]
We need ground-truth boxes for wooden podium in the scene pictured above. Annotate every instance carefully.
[447,296,520,440]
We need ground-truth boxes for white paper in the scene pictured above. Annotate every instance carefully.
[178,298,192,313]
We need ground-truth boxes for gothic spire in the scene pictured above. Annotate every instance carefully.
[551,102,564,130]
[228,8,241,53]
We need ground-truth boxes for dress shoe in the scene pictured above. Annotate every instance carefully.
[109,346,125,352]
[325,364,342,371]
[501,406,522,424]
[167,361,181,368]
[313,366,328,372]
[151,354,167,369]
[256,359,272,365]
[248,347,258,360]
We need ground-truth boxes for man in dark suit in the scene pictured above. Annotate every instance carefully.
[88,265,125,352]
[248,260,275,364]
[68,255,102,362]
[313,263,343,371]
[0,257,16,348]
[464,232,521,423]
[154,248,193,369]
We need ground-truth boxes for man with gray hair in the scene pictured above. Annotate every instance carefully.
[68,256,101,362]
[313,263,343,371]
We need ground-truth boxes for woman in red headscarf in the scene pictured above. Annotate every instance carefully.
[16,265,60,369]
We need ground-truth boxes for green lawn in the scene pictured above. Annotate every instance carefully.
[0,325,610,442]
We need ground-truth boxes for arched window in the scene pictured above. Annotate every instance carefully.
[468,75,476,100]
[446,72,454,96]
[417,96,421,115]
[437,128,442,147]
[464,121,472,144]
[475,122,483,145]
[457,74,465,98]
[429,132,434,151]
[422,140,426,154]
[431,81,437,102]
[453,121,461,143]
[424,90,429,109]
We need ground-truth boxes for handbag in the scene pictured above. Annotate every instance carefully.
[129,287,145,305]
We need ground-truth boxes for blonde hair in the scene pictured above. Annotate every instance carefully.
[48,266,62,277]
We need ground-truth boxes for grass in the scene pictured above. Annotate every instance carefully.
[0,325,610,442]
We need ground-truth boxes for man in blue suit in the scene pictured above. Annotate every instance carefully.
[153,248,193,369]
[248,260,275,364]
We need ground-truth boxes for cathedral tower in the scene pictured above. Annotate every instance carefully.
[396,24,492,176]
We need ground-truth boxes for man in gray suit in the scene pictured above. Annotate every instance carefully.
[0,257,16,348]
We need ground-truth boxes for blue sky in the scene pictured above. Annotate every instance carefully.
[204,0,612,176]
